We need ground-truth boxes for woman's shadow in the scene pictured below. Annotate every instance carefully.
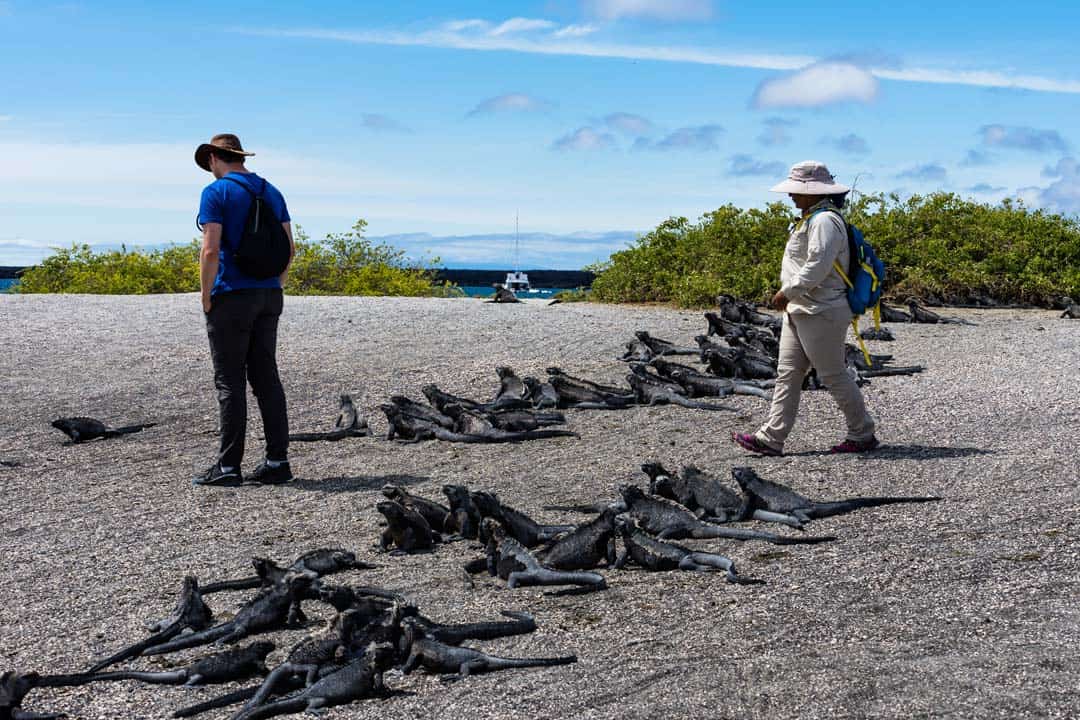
[784,445,992,460]
[289,473,430,493]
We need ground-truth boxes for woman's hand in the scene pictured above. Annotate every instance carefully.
[771,290,789,311]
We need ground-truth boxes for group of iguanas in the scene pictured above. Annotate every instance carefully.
[374,466,941,594]
[3,548,577,719]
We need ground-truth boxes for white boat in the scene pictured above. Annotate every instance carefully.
[502,213,531,293]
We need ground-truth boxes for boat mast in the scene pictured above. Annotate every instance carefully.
[514,211,519,274]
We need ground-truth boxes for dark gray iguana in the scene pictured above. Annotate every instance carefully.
[50,417,155,444]
[38,642,274,688]
[626,369,740,412]
[381,484,452,534]
[375,500,439,554]
[619,485,835,545]
[731,466,942,524]
[534,506,620,570]
[230,642,397,720]
[142,573,314,656]
[614,518,763,584]
[86,575,214,672]
[288,394,369,441]
[400,636,576,682]
[476,519,607,592]
[642,463,804,529]
[442,484,483,539]
[1,671,65,720]
[469,490,575,548]
[200,549,376,595]
[401,610,537,648]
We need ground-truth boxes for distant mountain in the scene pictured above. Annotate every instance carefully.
[368,230,640,270]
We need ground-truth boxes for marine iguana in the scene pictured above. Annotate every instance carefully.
[381,484,451,534]
[651,358,772,399]
[702,347,777,381]
[469,490,575,547]
[703,313,780,350]
[231,642,397,720]
[143,573,313,656]
[843,344,925,376]
[0,671,65,720]
[488,284,521,303]
[50,417,155,443]
[492,366,531,409]
[907,301,976,325]
[642,463,803,529]
[859,327,895,341]
[400,636,576,682]
[39,642,275,688]
[618,485,834,545]
[401,611,537,648]
[534,506,619,570]
[546,375,638,410]
[442,484,483,539]
[383,402,577,444]
[421,384,486,414]
[731,466,942,523]
[545,367,633,396]
[86,575,214,672]
[376,500,439,554]
[390,395,456,428]
[442,403,567,434]
[200,549,375,595]
[614,518,762,584]
[1062,304,1080,319]
[522,377,559,409]
[288,394,369,441]
[714,295,782,330]
[626,371,739,412]
[478,519,607,591]
[634,330,699,356]
[619,339,655,363]
[878,303,912,322]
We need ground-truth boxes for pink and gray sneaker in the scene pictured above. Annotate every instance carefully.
[731,432,783,457]
[830,436,880,454]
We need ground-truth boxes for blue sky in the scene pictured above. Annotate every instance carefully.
[1,0,1078,268]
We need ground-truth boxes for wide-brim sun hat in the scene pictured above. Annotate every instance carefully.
[770,160,850,195]
[194,133,255,172]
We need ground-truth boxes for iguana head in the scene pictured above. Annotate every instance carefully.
[375,500,407,522]
[730,466,760,491]
[495,366,516,379]
[381,484,405,502]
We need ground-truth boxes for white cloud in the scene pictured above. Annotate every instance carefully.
[234,25,1080,96]
[638,124,724,152]
[603,112,653,136]
[752,62,879,109]
[584,0,713,21]
[489,17,558,36]
[467,93,554,116]
[979,124,1068,153]
[552,127,616,151]
[442,19,490,32]
[553,24,598,38]
[1029,157,1080,213]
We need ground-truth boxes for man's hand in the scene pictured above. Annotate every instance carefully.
[771,290,789,311]
[202,293,213,314]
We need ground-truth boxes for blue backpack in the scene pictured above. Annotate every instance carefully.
[811,208,887,364]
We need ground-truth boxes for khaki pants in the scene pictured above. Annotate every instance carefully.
[755,307,876,451]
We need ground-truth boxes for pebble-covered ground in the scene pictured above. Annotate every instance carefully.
[0,293,1077,720]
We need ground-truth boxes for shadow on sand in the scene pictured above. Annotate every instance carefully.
[782,445,993,460]
[290,473,430,493]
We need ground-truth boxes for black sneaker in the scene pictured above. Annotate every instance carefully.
[193,462,242,487]
[245,460,293,485]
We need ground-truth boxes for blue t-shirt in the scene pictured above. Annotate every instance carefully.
[198,172,291,296]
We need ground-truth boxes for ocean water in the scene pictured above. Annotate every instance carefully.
[458,285,568,299]
[0,279,18,292]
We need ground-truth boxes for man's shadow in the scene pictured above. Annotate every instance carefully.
[783,445,993,460]
[290,473,430,493]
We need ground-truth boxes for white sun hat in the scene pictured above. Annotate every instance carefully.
[770,160,850,194]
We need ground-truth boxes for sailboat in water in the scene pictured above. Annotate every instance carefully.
[503,213,531,294]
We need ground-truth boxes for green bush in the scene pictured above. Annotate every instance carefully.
[17,218,461,298]
[590,193,1080,307]
[552,287,592,302]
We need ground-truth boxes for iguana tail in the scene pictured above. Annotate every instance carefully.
[106,422,156,437]
[84,624,181,672]
[199,576,264,595]
[142,624,232,655]
[668,396,739,412]
[806,496,942,519]
[37,669,182,688]
[173,686,258,717]
[231,697,308,720]
[689,525,835,545]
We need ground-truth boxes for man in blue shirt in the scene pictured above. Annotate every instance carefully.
[192,133,296,486]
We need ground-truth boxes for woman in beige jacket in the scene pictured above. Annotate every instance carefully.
[733,160,878,456]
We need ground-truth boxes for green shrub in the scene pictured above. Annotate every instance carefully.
[590,193,1080,307]
[17,218,460,298]
[552,287,592,302]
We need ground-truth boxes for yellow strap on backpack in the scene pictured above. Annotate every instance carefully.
[833,260,874,368]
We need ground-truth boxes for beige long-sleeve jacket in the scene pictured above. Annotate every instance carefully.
[779,200,851,315]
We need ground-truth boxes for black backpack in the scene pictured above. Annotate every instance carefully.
[223,176,291,280]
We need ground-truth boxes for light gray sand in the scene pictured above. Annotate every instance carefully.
[0,294,1077,719]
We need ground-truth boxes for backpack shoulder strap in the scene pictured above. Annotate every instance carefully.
[222,175,266,199]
